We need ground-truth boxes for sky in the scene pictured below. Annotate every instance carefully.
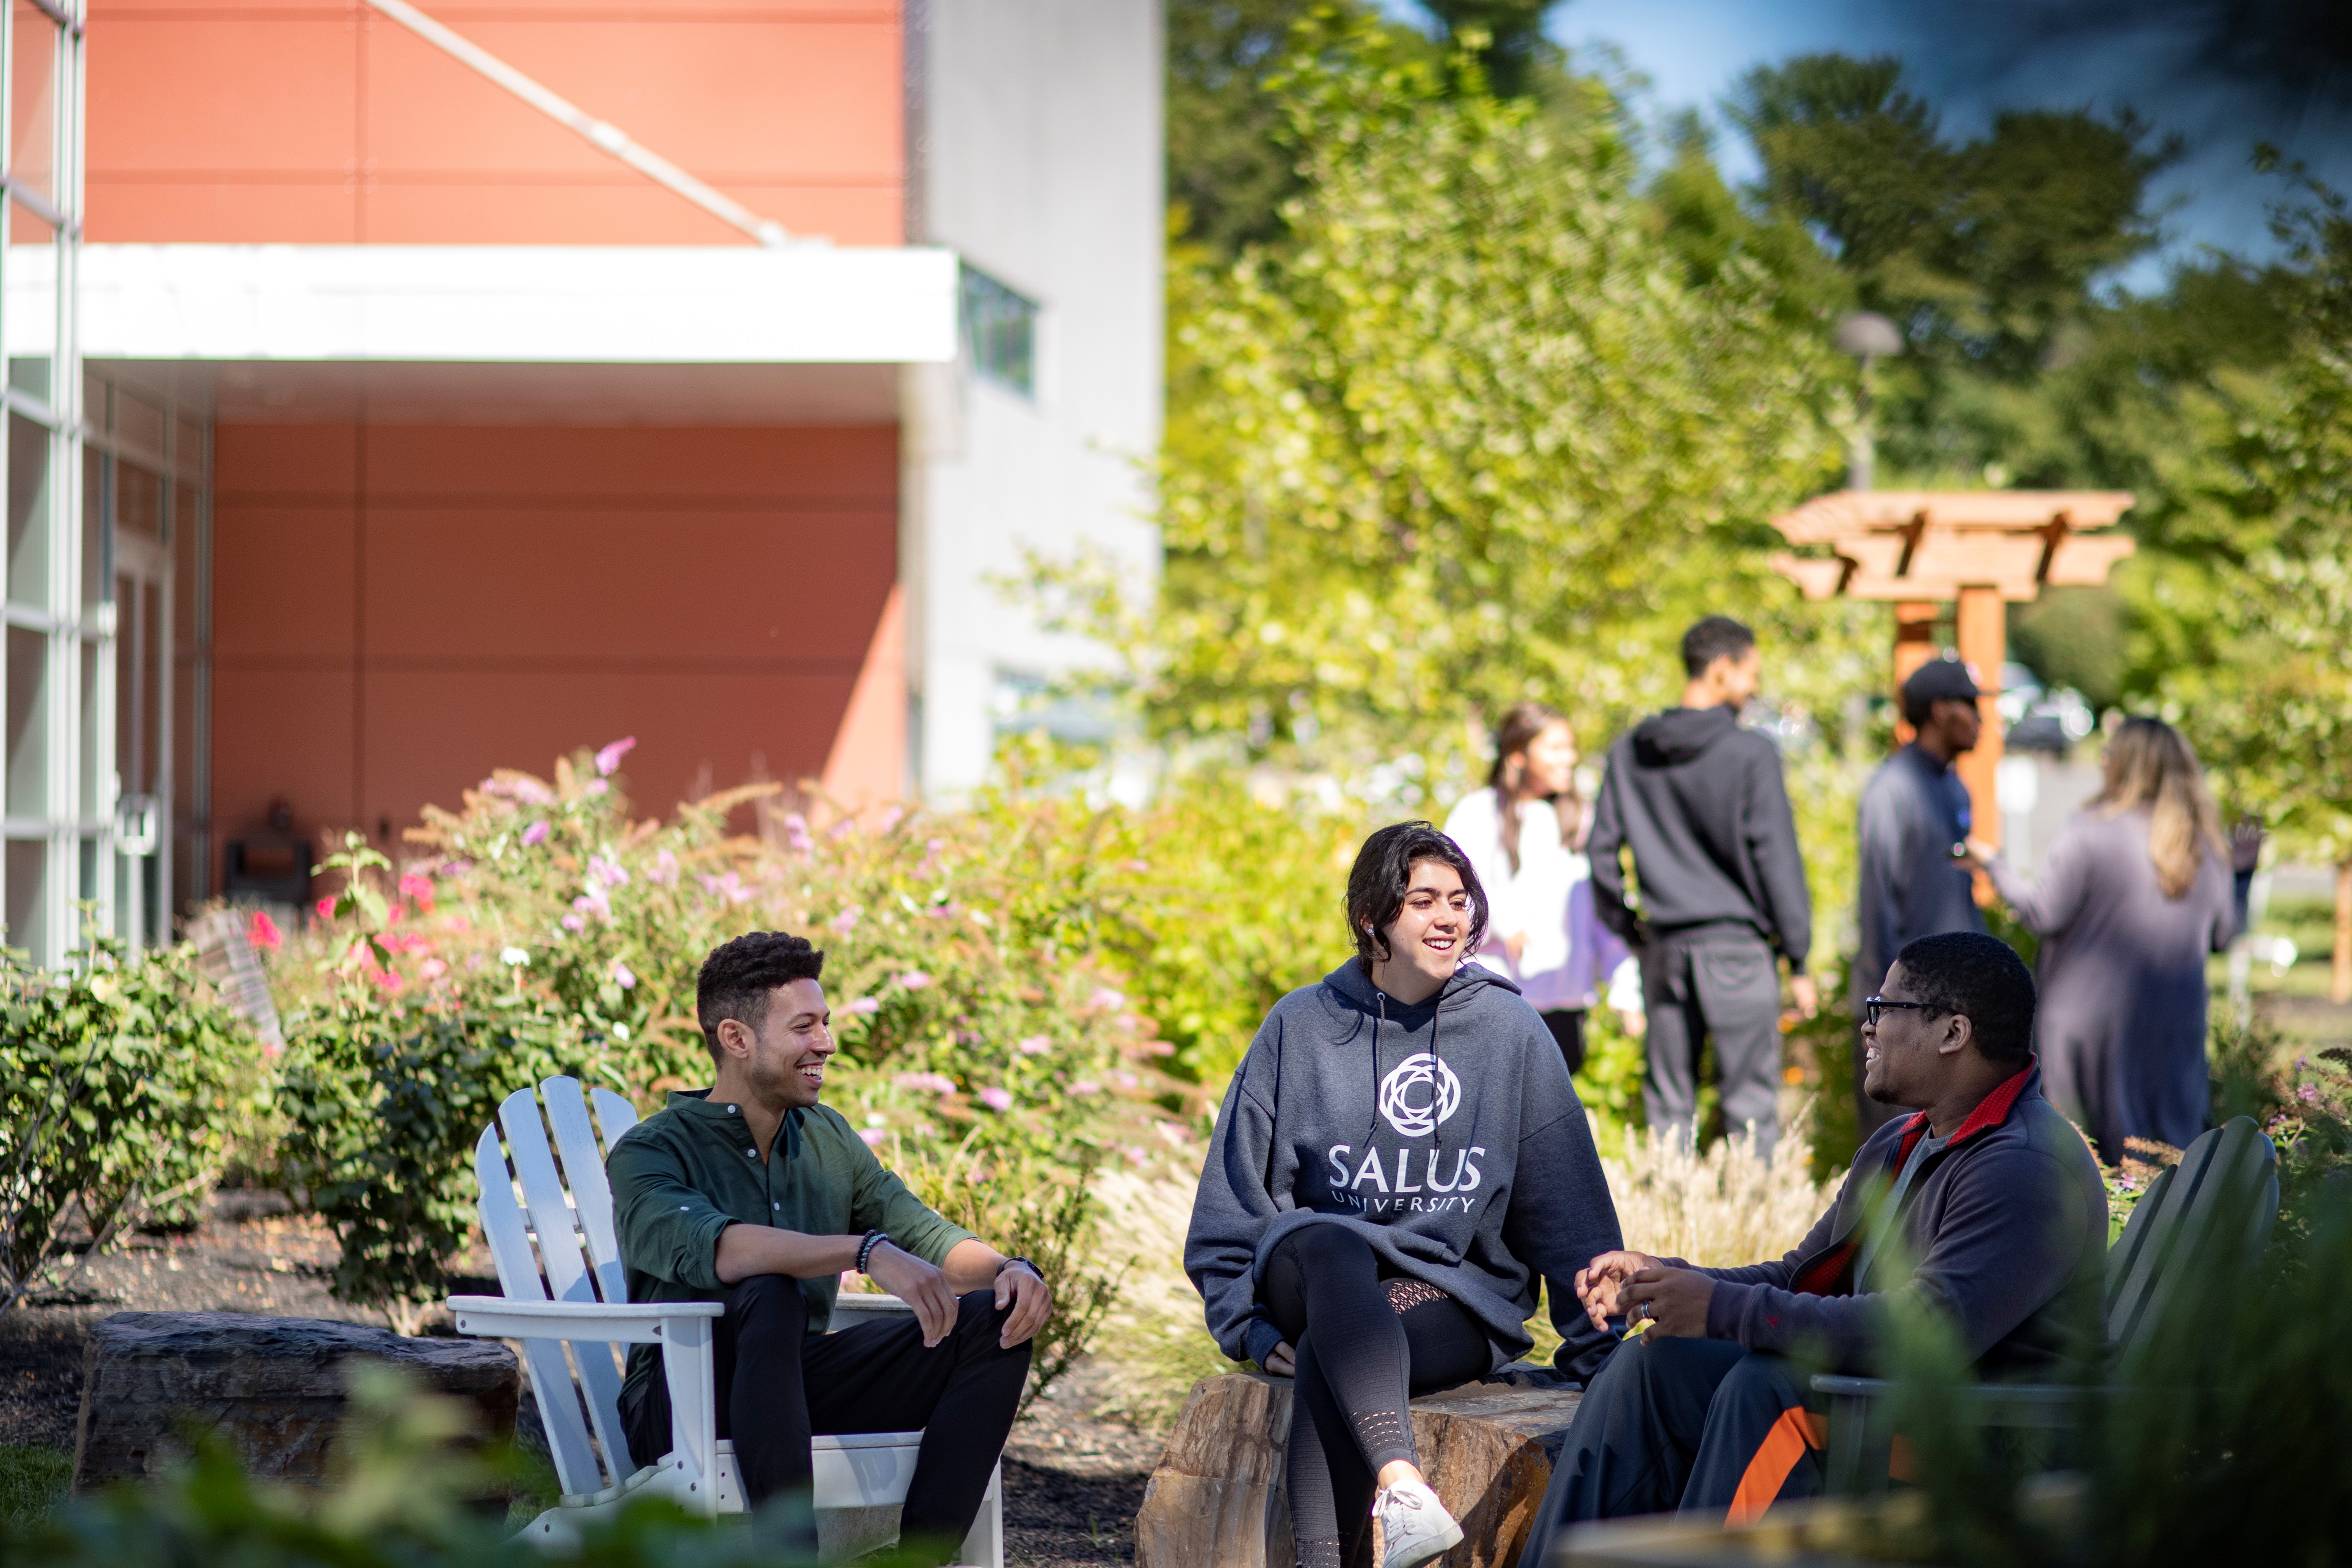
[1386,0,2352,291]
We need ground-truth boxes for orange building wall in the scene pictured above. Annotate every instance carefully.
[86,0,904,244]
[211,422,900,862]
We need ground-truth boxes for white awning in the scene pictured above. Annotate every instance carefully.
[36,243,960,365]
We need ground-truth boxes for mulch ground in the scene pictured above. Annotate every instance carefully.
[0,1191,1159,1566]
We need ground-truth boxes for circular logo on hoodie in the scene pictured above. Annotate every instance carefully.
[1378,1053,1463,1138]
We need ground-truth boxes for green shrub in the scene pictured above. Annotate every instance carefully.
[271,748,1176,1373]
[0,929,264,1312]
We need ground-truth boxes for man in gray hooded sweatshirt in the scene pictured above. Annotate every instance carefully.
[1188,822,1623,1568]
[1588,616,1815,1154]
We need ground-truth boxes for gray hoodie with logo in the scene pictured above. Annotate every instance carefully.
[1185,960,1624,1382]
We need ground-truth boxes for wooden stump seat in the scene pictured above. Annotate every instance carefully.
[1134,1370,1583,1568]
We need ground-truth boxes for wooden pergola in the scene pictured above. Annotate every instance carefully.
[1770,490,2137,849]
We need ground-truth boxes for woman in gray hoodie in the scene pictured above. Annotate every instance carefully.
[1186,822,1623,1568]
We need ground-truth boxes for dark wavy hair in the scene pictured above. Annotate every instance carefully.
[696,930,826,1059]
[1893,930,2037,1067]
[1345,821,1488,966]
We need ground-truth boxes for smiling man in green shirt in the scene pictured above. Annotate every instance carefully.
[609,930,1052,1563]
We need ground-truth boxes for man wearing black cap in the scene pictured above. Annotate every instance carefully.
[1852,658,1985,1132]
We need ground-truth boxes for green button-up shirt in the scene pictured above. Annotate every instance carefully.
[606,1089,974,1406]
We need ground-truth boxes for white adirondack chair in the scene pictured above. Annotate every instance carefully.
[444,1076,1004,1565]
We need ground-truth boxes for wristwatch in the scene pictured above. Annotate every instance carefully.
[996,1255,1043,1282]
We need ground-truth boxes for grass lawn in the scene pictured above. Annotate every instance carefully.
[0,1444,70,1525]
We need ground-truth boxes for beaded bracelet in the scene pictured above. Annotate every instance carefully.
[856,1229,890,1274]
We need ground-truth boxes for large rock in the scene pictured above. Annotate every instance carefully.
[1135,1370,1583,1568]
[74,1311,521,1490]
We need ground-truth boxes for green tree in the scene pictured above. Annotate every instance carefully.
[1101,15,1865,793]
[2168,178,2352,999]
[1416,0,1559,97]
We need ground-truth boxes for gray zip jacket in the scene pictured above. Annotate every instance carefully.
[1185,960,1623,1382]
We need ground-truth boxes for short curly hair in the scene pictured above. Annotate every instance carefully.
[1345,821,1489,966]
[696,930,825,1059]
[1893,931,2037,1067]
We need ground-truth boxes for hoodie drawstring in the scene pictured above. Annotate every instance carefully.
[1368,985,1446,1158]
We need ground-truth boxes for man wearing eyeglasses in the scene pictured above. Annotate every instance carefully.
[1516,931,2106,1560]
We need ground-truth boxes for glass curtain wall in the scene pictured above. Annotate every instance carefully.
[1,0,88,964]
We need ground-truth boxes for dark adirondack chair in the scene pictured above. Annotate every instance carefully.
[1813,1114,2280,1493]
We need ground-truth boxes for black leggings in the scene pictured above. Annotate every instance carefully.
[1261,1225,1491,1568]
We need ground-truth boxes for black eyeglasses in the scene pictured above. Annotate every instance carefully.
[1863,997,1942,1028]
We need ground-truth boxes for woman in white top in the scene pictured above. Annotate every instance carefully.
[1444,702,1640,1075]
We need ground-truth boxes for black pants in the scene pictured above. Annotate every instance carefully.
[1641,934,1784,1155]
[1260,1225,1491,1568]
[1540,1008,1587,1077]
[619,1276,1029,1562]
[1516,1338,1819,1568]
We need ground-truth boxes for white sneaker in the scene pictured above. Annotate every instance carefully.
[1375,1477,1463,1568]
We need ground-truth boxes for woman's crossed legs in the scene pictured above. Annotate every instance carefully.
[1260,1224,1491,1568]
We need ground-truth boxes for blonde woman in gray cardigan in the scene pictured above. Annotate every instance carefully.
[1963,718,2258,1163]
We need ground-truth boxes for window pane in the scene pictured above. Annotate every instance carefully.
[117,395,165,459]
[141,580,161,798]
[175,419,204,472]
[77,635,97,816]
[960,265,1038,397]
[117,463,161,541]
[5,227,55,408]
[6,837,46,955]
[7,413,47,610]
[80,442,103,612]
[113,574,132,799]
[6,623,46,816]
[6,4,58,207]
[173,482,202,654]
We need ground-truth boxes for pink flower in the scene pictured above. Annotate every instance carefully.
[1087,986,1126,1011]
[246,910,283,952]
[843,997,881,1015]
[858,1128,888,1148]
[896,971,932,989]
[783,812,815,853]
[484,775,554,805]
[2299,1084,2322,1105]
[595,737,637,777]
[1112,1071,1139,1090]
[316,897,337,920]
[612,959,637,989]
[583,779,609,797]
[521,821,549,848]
[698,871,750,905]
[830,908,861,936]
[1070,1079,1101,1097]
[573,888,611,921]
[877,806,904,833]
[893,1072,958,1095]
[397,873,433,901]
[648,849,679,886]
[588,854,629,890]
[1016,1034,1052,1056]
[977,1087,1013,1112]
[420,957,448,980]
[561,913,586,932]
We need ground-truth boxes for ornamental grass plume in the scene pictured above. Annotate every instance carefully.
[1084,1169,1234,1431]
[1600,1109,1838,1268]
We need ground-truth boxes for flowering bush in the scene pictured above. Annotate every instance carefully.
[271,743,1188,1361]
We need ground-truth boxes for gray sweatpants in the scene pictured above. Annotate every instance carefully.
[1640,933,1784,1156]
